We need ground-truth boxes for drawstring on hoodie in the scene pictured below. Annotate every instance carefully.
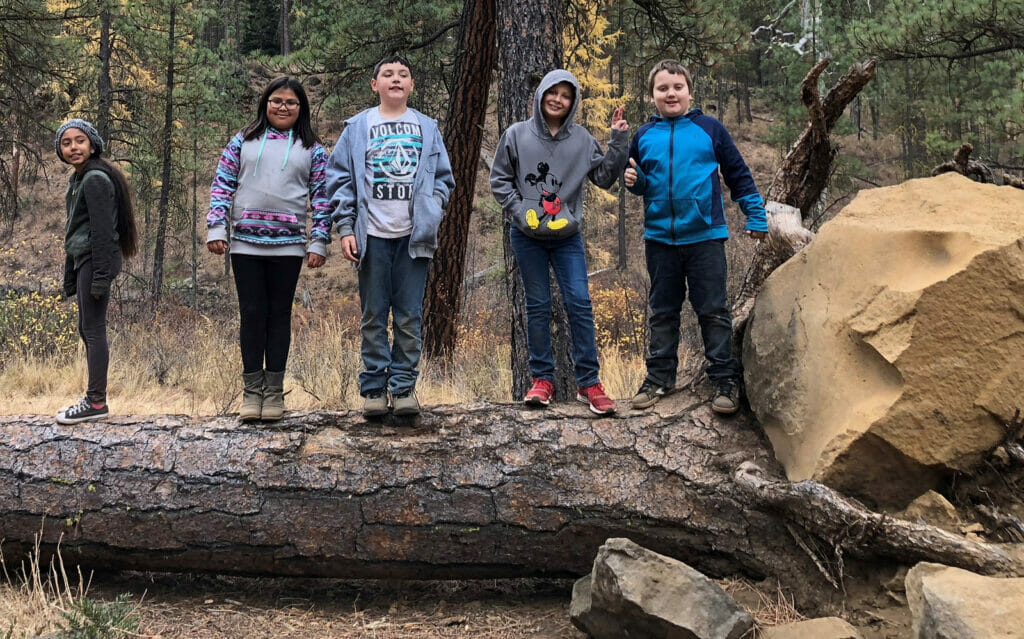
[251,128,293,177]
[281,129,293,170]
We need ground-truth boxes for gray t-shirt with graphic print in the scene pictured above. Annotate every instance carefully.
[364,109,422,238]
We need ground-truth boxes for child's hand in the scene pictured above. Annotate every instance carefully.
[341,235,359,263]
[624,158,639,187]
[746,229,768,240]
[207,240,227,255]
[307,253,326,268]
[611,106,628,131]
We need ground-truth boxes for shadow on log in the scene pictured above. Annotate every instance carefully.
[2,396,1020,609]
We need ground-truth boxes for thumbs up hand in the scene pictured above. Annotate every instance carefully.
[624,157,639,188]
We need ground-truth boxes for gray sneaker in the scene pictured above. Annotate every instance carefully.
[631,381,670,409]
[363,392,389,417]
[711,380,740,415]
[392,390,420,417]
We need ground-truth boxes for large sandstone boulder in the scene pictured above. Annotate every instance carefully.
[906,562,1024,638]
[744,174,1024,506]
[570,538,753,639]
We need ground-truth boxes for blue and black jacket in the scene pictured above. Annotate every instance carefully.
[626,108,767,246]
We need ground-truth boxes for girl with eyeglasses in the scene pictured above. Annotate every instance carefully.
[206,76,332,422]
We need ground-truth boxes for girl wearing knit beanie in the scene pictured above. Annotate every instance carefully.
[55,119,139,425]
[206,76,331,422]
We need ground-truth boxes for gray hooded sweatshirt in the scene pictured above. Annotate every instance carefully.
[489,69,629,240]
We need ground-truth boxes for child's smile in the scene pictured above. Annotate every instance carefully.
[651,70,691,118]
[60,129,93,170]
[542,82,574,122]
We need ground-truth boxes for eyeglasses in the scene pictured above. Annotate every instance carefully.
[268,98,300,110]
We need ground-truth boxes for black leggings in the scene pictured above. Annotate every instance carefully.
[76,259,112,404]
[231,253,302,373]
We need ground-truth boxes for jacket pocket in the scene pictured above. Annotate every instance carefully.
[671,198,713,233]
[511,199,579,240]
[234,208,305,244]
[410,193,443,250]
[423,151,439,173]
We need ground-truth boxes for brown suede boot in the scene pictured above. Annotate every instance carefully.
[239,370,264,422]
[261,370,286,421]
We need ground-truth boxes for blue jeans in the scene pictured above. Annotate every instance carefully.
[510,227,600,388]
[358,235,430,396]
[644,238,739,386]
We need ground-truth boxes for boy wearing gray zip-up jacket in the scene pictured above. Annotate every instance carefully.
[325,55,454,418]
[624,60,768,415]
[490,69,629,415]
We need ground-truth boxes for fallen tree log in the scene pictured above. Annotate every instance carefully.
[2,395,1020,608]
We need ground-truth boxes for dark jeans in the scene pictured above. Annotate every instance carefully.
[231,253,302,373]
[76,258,115,404]
[510,227,600,388]
[644,238,739,386]
[357,235,430,397]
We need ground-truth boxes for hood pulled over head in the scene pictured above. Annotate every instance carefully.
[531,69,581,138]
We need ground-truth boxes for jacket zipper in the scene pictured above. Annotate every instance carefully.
[669,119,676,244]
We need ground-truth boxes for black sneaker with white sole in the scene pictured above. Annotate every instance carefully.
[56,397,109,424]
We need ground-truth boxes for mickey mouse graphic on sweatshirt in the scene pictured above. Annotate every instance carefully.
[490,69,628,240]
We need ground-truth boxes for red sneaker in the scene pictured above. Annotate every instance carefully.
[577,382,616,415]
[524,378,554,406]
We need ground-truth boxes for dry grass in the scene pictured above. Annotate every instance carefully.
[0,534,92,638]
[0,279,659,417]
[0,568,585,639]
[720,577,807,630]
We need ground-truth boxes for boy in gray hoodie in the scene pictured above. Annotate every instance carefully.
[489,69,628,415]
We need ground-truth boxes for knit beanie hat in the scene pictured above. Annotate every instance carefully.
[55,119,104,162]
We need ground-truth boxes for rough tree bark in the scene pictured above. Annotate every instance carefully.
[151,1,176,304]
[422,0,497,360]
[96,6,113,143]
[2,397,1021,610]
[731,58,876,330]
[278,0,289,56]
[495,0,575,401]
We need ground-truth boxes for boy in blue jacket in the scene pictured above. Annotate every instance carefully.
[624,59,768,414]
[326,55,455,418]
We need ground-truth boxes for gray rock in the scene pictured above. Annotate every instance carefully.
[570,538,754,639]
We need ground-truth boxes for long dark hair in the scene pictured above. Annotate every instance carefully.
[240,76,318,149]
[85,155,139,259]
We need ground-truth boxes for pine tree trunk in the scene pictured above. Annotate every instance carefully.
[422,0,497,360]
[278,0,289,56]
[615,27,627,272]
[151,2,176,304]
[96,7,113,143]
